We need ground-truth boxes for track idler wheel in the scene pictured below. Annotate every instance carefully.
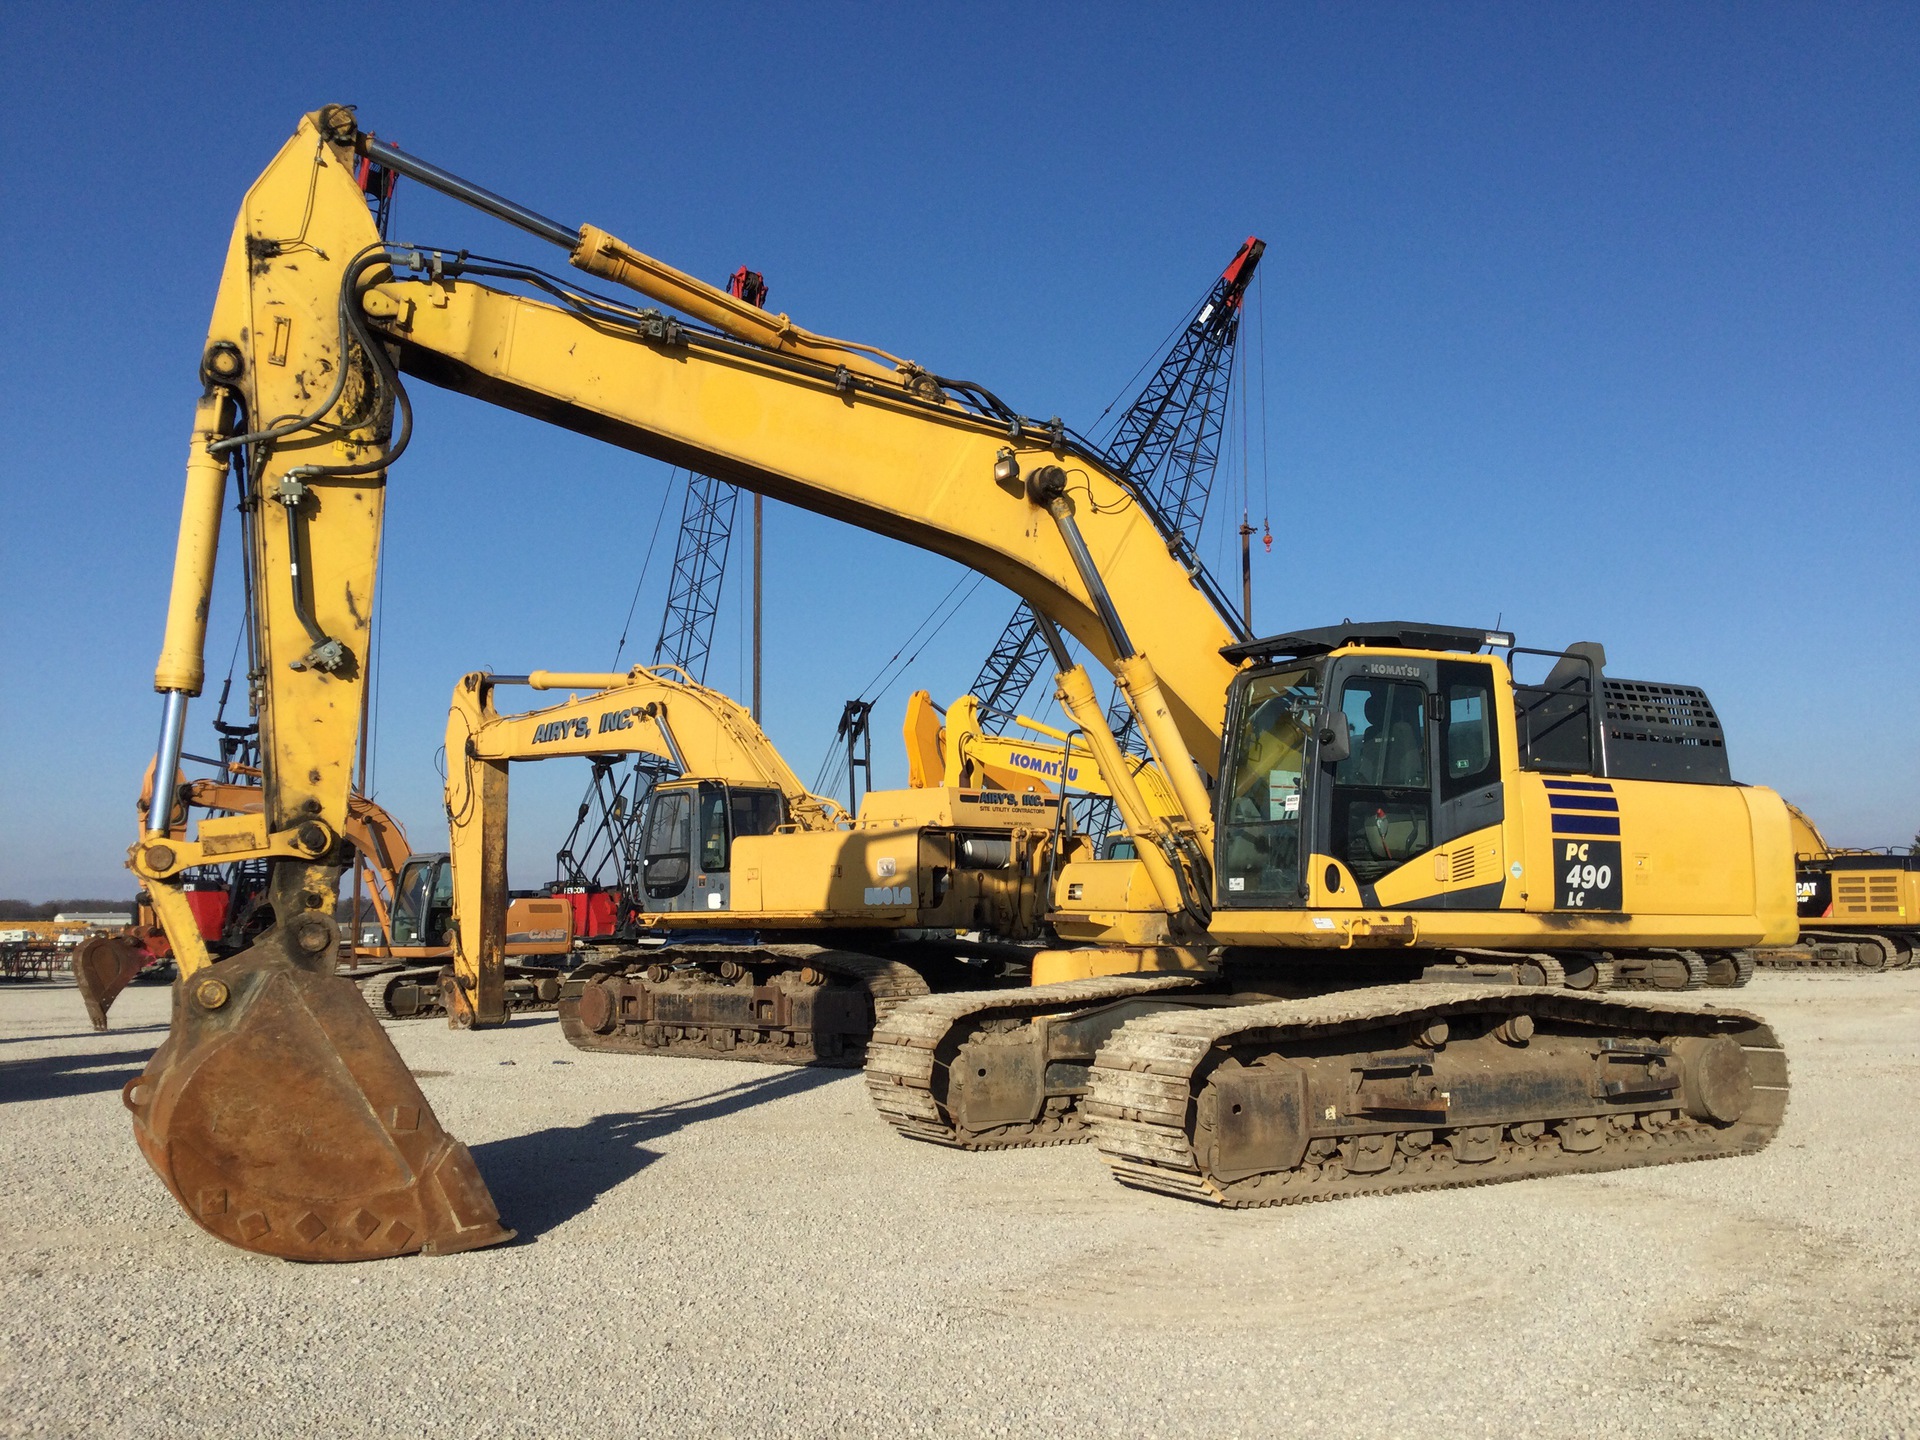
[73,934,151,1032]
[124,921,512,1262]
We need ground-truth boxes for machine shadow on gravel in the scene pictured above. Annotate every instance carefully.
[472,1067,841,1239]
[1,1048,156,1104]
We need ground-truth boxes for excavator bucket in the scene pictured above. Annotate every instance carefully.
[72,934,149,1032]
[124,937,513,1262]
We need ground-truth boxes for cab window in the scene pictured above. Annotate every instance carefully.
[729,788,787,841]
[390,860,431,945]
[697,782,730,873]
[1438,662,1499,801]
[643,790,693,897]
[1219,666,1318,902]
[1335,679,1429,789]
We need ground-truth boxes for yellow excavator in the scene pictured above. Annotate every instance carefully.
[440,665,1071,1059]
[1751,804,1916,970]
[127,106,1791,1260]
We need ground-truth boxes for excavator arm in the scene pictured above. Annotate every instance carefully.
[132,106,1244,1260]
[440,665,849,1022]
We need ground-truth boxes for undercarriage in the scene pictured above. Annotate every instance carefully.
[865,966,1786,1203]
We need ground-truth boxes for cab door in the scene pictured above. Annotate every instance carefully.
[388,855,453,952]
[638,786,697,915]
[638,782,740,916]
[689,781,732,912]
[1317,659,1438,907]
[1432,658,1507,909]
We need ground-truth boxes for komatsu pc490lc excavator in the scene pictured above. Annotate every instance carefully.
[129,107,1791,1260]
[440,665,1072,1061]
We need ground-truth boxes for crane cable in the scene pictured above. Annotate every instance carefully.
[810,568,986,794]
[610,469,683,670]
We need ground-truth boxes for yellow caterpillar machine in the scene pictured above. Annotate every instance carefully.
[1752,804,1916,970]
[126,107,1790,1259]
[440,666,1070,1059]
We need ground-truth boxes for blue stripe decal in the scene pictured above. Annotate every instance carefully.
[1551,815,1621,836]
[1549,794,1619,812]
[1543,779,1613,792]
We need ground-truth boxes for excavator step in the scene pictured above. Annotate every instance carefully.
[1084,984,1786,1208]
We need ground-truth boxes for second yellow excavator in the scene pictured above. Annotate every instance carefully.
[439,665,1079,1061]
[902,688,1183,831]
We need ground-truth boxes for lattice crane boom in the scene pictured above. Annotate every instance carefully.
[969,237,1265,739]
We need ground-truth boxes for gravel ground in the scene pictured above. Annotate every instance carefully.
[2,971,1916,1439]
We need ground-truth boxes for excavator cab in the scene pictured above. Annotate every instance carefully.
[1219,645,1498,905]
[388,855,455,950]
[1210,620,1755,926]
[637,780,787,915]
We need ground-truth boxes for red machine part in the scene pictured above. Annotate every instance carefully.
[559,887,620,941]
[183,884,231,942]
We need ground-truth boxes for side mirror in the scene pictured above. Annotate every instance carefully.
[1317,709,1351,763]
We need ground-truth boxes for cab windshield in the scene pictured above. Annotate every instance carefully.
[390,862,431,945]
[390,859,452,946]
[1219,665,1318,903]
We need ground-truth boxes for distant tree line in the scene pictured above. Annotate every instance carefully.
[0,899,139,920]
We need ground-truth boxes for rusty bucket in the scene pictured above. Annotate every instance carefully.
[124,924,513,1262]
[73,934,151,1032]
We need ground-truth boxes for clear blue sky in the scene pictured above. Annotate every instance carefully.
[1,2,1914,897]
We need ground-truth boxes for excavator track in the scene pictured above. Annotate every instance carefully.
[1754,931,1913,972]
[864,975,1208,1149]
[1608,949,1712,991]
[1704,950,1759,987]
[346,964,567,1021]
[559,944,932,1067]
[1084,984,1786,1208]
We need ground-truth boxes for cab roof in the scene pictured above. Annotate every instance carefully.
[1221,622,1513,663]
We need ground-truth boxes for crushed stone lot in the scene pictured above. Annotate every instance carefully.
[3,972,1916,1439]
